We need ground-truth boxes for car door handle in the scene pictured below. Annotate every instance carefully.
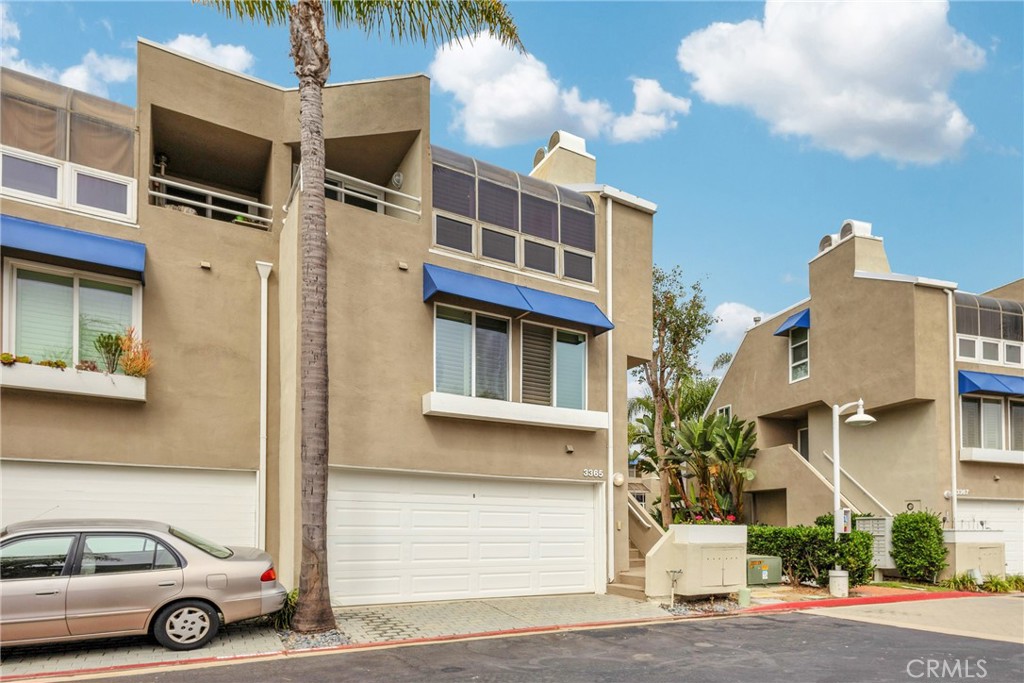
[35,590,60,595]
[157,581,176,587]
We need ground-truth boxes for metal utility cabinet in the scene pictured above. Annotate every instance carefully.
[646,524,747,599]
[746,555,782,585]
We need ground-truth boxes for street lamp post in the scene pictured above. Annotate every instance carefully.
[830,398,876,596]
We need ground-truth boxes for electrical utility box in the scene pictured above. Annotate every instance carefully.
[746,555,782,585]
[855,516,894,569]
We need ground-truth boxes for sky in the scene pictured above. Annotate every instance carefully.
[2,0,1021,373]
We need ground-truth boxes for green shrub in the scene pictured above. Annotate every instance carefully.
[981,575,1011,593]
[940,572,981,592]
[1006,574,1024,592]
[814,512,874,530]
[748,525,874,588]
[890,511,948,582]
[271,588,299,630]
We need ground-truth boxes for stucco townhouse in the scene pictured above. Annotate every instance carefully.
[0,40,656,605]
[707,220,1023,577]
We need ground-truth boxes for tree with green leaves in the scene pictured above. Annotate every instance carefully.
[204,0,521,633]
[712,416,758,520]
[635,266,715,527]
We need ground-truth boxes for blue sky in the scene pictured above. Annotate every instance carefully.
[2,1,1021,371]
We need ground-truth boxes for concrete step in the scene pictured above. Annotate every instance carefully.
[618,569,646,588]
[630,557,645,568]
[629,547,642,560]
[606,582,646,601]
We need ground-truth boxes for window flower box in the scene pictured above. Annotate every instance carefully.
[0,362,146,402]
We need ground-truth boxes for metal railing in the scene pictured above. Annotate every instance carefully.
[822,451,894,516]
[627,493,653,530]
[323,168,421,217]
[149,175,273,229]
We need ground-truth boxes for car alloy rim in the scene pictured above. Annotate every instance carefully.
[166,606,210,643]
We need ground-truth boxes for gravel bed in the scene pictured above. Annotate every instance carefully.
[277,628,349,650]
[662,596,739,616]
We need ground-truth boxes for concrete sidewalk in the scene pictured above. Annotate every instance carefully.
[0,591,1005,681]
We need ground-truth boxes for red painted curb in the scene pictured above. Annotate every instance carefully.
[741,590,986,613]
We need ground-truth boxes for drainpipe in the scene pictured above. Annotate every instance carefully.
[256,261,274,549]
[605,196,615,582]
[945,288,958,528]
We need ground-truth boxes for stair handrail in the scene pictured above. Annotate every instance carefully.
[822,450,893,516]
[627,494,652,530]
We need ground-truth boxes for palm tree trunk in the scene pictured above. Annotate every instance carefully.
[653,396,672,528]
[290,0,335,633]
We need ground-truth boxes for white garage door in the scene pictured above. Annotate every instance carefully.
[959,499,1024,574]
[327,470,598,606]
[0,461,257,547]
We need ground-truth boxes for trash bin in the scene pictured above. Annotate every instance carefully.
[829,569,849,598]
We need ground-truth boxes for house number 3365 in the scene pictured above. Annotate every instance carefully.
[582,469,604,478]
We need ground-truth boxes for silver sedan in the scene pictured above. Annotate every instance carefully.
[0,519,288,650]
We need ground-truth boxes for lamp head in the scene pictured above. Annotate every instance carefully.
[845,402,876,427]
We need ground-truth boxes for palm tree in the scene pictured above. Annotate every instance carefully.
[204,0,521,633]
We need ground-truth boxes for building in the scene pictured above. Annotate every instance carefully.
[0,40,655,606]
[708,220,1023,576]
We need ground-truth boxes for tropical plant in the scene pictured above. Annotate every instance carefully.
[981,574,1011,593]
[712,417,758,521]
[0,353,14,366]
[119,327,154,377]
[1005,574,1024,592]
[940,571,982,592]
[94,332,124,373]
[204,0,522,633]
[37,358,68,371]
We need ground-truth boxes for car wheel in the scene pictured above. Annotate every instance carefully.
[152,600,220,650]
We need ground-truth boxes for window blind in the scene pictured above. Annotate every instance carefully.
[961,397,981,448]
[555,331,586,409]
[15,269,73,362]
[981,398,1003,449]
[435,307,472,396]
[474,315,508,400]
[522,323,553,405]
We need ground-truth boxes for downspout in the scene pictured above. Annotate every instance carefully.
[605,196,615,582]
[945,288,958,528]
[256,261,274,549]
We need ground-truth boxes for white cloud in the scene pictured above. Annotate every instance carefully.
[1,4,133,97]
[677,1,985,164]
[712,302,766,342]
[165,34,255,74]
[430,33,689,146]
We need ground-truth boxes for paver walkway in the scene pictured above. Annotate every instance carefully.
[335,594,672,644]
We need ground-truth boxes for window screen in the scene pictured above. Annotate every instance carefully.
[563,251,593,283]
[432,165,475,219]
[524,240,556,273]
[478,180,518,231]
[474,315,508,400]
[560,206,595,251]
[481,228,516,264]
[521,194,557,241]
[435,306,472,396]
[555,331,586,409]
[435,215,473,253]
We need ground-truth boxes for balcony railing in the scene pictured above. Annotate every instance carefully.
[148,175,273,230]
[285,167,421,218]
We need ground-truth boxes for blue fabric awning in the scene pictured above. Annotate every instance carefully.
[1,214,146,281]
[423,263,613,335]
[773,308,810,336]
[958,370,1024,396]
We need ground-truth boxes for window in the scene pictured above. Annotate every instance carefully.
[431,146,596,284]
[434,305,509,400]
[789,327,809,382]
[961,396,1024,451]
[521,322,587,409]
[797,427,810,460]
[955,293,1024,369]
[1,71,136,221]
[5,260,140,368]
[716,405,732,421]
[325,176,383,213]
[0,535,77,580]
[79,534,178,575]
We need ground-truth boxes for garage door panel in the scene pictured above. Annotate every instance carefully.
[0,461,256,547]
[958,500,1023,574]
[327,470,598,606]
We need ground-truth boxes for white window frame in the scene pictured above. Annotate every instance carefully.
[478,222,519,268]
[1010,398,1024,452]
[960,394,1011,451]
[716,405,732,421]
[957,333,1023,369]
[789,328,809,383]
[519,320,589,411]
[521,234,561,278]
[562,245,595,284]
[433,210,476,256]
[2,257,143,368]
[325,176,384,214]
[1,145,137,223]
[432,302,511,401]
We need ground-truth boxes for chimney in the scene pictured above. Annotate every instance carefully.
[529,130,596,184]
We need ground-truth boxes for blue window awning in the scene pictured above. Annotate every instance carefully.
[1,214,146,282]
[774,308,810,336]
[958,370,1024,397]
[423,263,613,335]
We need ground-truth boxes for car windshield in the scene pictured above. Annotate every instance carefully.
[169,526,233,559]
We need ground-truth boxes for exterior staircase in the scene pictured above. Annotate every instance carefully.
[607,543,647,600]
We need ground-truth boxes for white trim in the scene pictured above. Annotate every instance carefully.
[788,327,809,384]
[564,184,657,214]
[957,333,1023,369]
[604,195,614,583]
[0,362,145,401]
[69,164,137,222]
[255,261,273,551]
[0,456,256,473]
[422,391,608,431]
[853,270,958,290]
[716,404,733,420]
[960,447,1024,465]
